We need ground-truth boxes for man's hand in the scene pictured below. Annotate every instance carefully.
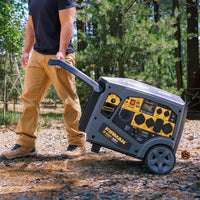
[21,52,29,68]
[56,51,65,68]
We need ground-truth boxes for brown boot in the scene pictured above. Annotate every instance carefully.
[61,145,85,159]
[1,144,37,160]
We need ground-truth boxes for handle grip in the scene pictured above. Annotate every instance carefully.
[48,58,103,93]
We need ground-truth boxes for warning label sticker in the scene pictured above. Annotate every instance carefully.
[99,123,131,150]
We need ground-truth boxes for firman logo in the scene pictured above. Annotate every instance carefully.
[103,126,127,145]
[99,123,131,150]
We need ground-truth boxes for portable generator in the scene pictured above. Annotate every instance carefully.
[49,59,187,174]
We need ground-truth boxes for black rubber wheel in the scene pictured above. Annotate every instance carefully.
[145,145,176,174]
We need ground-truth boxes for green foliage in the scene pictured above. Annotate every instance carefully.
[76,0,179,94]
[0,0,26,53]
[0,0,199,120]
[0,1,26,102]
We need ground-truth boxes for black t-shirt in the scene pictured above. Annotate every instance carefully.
[28,0,75,54]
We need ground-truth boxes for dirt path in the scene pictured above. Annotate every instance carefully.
[0,119,199,199]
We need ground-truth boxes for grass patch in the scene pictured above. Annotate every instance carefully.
[0,109,64,127]
[0,110,22,126]
[38,112,64,129]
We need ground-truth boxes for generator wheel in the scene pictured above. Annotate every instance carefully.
[145,145,176,174]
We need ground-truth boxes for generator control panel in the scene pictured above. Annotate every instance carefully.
[101,93,177,143]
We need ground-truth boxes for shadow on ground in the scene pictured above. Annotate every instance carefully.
[0,152,199,200]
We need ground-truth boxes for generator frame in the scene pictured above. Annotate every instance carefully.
[49,59,187,174]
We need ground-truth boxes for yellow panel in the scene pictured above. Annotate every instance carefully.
[131,113,175,138]
[105,94,121,106]
[121,97,143,112]
[154,106,171,121]
[120,97,176,138]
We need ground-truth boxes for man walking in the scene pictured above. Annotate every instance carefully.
[1,0,85,159]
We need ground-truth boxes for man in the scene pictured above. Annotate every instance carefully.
[1,0,85,159]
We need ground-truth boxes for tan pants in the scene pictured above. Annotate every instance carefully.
[15,50,85,148]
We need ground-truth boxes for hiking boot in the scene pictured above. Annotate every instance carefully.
[1,144,37,160]
[61,145,85,159]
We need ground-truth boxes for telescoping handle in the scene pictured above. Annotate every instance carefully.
[48,58,103,93]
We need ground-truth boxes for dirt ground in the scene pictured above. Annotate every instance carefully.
[0,103,199,199]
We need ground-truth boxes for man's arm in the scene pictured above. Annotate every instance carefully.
[56,7,76,61]
[21,15,35,68]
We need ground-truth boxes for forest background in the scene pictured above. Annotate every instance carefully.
[0,0,199,125]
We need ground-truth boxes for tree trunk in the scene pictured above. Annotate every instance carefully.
[76,0,90,77]
[118,12,125,77]
[186,0,200,89]
[153,0,160,23]
[76,0,87,52]
[172,0,183,91]
[153,0,161,87]
[3,56,8,118]
[76,19,87,52]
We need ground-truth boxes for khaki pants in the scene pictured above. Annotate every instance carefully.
[15,50,85,148]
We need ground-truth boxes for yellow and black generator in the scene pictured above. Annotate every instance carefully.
[49,59,187,174]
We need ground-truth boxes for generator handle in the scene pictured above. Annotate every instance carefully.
[48,58,103,93]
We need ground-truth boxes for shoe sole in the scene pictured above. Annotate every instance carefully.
[1,152,37,160]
